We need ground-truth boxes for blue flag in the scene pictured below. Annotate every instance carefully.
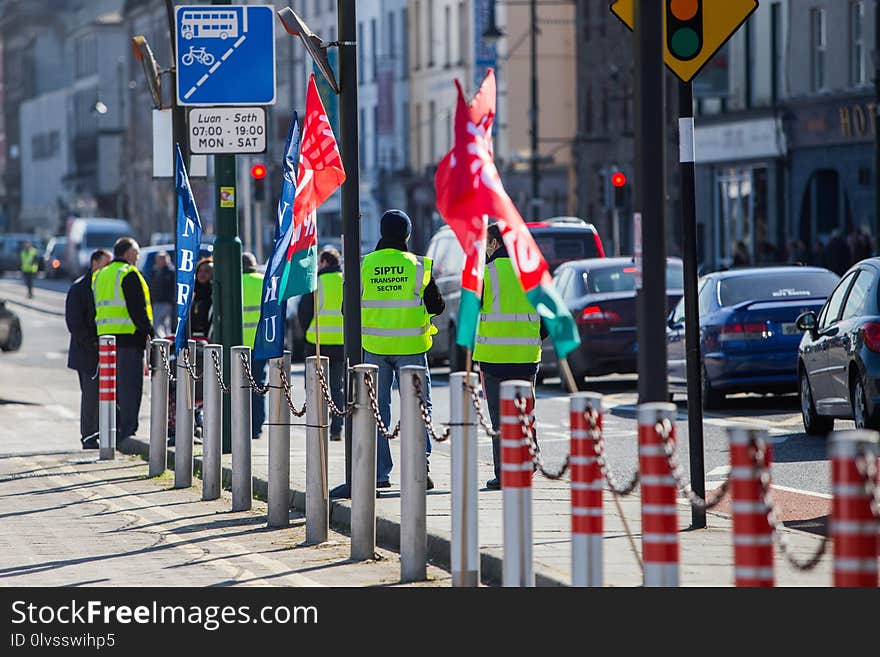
[173,144,203,353]
[254,114,300,361]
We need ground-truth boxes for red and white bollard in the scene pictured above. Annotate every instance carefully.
[728,425,774,587]
[98,335,117,461]
[830,430,879,587]
[638,402,679,587]
[570,392,603,587]
[501,379,534,587]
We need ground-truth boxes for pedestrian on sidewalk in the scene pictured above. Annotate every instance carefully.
[19,240,39,299]
[189,256,214,338]
[149,251,175,338]
[65,248,112,449]
[241,251,267,440]
[91,237,154,442]
[475,222,546,490]
[298,246,345,441]
[361,210,445,490]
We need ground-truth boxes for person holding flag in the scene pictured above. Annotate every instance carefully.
[434,69,580,489]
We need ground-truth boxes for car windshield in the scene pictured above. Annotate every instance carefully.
[718,271,839,306]
[84,230,122,248]
[532,233,600,274]
[585,263,683,294]
[51,242,66,256]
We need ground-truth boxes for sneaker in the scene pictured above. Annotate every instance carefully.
[426,475,434,491]
[376,480,391,489]
[485,478,501,490]
[330,432,342,442]
[81,435,99,450]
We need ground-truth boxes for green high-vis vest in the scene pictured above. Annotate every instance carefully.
[361,249,436,356]
[20,247,38,273]
[306,271,344,345]
[92,261,153,336]
[473,257,541,364]
[242,271,264,349]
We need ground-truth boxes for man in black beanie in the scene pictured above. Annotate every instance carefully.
[361,209,445,489]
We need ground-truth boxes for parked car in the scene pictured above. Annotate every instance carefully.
[668,265,840,409]
[0,300,22,351]
[65,218,133,278]
[426,217,606,369]
[42,236,67,279]
[797,258,880,433]
[0,233,46,274]
[541,257,683,387]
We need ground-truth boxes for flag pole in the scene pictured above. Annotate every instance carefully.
[558,357,579,394]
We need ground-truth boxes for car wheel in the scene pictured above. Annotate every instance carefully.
[0,320,21,352]
[851,377,878,430]
[801,369,833,435]
[701,366,724,410]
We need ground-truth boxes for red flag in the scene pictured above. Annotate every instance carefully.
[281,73,346,299]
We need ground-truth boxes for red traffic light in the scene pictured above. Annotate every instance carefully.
[611,172,627,188]
[250,164,267,180]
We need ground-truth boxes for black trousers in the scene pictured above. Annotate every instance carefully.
[77,369,99,440]
[305,343,345,436]
[481,370,538,482]
[116,345,145,439]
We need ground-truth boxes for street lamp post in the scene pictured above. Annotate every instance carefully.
[529,0,540,218]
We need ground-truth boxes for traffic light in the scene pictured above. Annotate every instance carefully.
[611,171,628,209]
[251,163,267,201]
[666,0,703,62]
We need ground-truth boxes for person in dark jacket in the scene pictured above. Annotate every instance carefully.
[190,256,214,338]
[65,248,111,448]
[149,251,175,338]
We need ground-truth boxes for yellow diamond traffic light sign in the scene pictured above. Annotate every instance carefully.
[610,0,759,84]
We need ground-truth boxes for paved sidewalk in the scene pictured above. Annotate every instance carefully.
[0,276,66,316]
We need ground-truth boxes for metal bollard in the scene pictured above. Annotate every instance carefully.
[231,346,253,511]
[202,344,223,501]
[639,402,679,587]
[501,379,534,587]
[400,365,428,582]
[305,355,330,544]
[351,364,378,561]
[728,425,773,587]
[174,339,196,489]
[450,372,479,587]
[830,429,879,587]
[571,392,604,587]
[268,352,292,528]
[98,336,117,461]
[149,339,170,477]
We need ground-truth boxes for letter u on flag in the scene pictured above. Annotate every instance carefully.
[434,69,580,360]
[254,113,300,361]
[173,144,202,353]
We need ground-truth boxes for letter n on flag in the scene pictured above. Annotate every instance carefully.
[279,73,346,301]
[173,143,202,353]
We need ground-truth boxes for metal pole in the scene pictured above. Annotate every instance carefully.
[174,339,196,489]
[529,0,540,218]
[634,0,667,404]
[350,364,378,561]
[202,344,223,500]
[98,336,116,461]
[639,402,679,587]
[330,0,363,500]
[571,392,603,587]
[501,380,534,587]
[306,355,330,543]
[268,352,292,528]
[678,81,706,529]
[875,0,880,245]
[450,372,479,587]
[400,365,427,582]
[149,339,170,477]
[211,0,242,456]
[165,0,190,250]
[231,345,252,511]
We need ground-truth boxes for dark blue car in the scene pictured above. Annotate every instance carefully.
[667,266,839,408]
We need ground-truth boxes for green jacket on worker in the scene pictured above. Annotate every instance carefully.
[306,270,343,346]
[92,261,153,336]
[473,256,542,364]
[242,271,264,349]
[19,247,38,274]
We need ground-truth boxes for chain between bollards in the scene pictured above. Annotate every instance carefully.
[514,393,568,479]
[315,363,354,417]
[278,367,307,417]
[654,417,730,510]
[363,372,400,440]
[210,349,230,394]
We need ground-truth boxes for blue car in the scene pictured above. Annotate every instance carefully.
[667,266,839,408]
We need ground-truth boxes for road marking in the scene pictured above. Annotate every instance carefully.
[771,483,831,499]
[45,404,76,419]
[707,465,730,477]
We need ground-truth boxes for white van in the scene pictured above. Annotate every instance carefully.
[65,218,134,278]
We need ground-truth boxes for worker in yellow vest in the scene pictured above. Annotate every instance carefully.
[474,222,546,490]
[241,252,267,440]
[19,240,39,299]
[297,246,345,441]
[361,210,445,490]
[92,237,154,441]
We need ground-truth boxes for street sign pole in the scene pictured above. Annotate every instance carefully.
[329,0,363,499]
[678,80,706,529]
[634,0,667,405]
